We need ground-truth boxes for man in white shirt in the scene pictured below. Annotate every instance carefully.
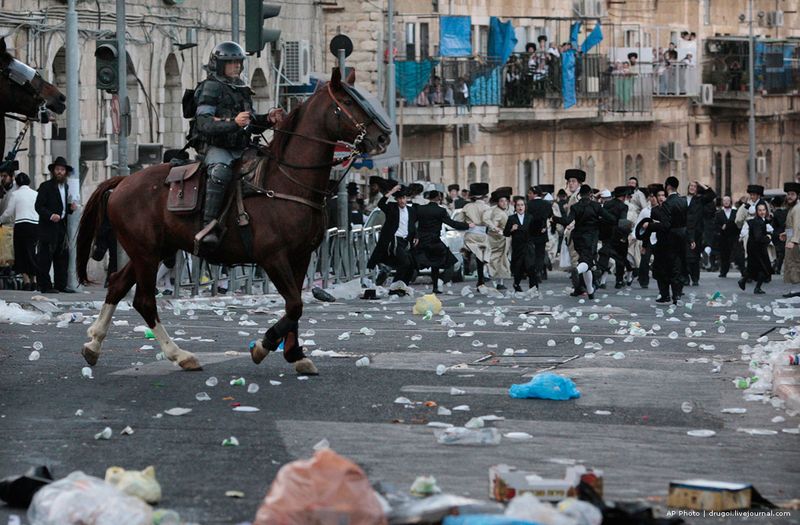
[0,172,38,290]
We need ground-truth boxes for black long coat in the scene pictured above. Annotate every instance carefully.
[503,213,536,276]
[34,178,72,244]
[714,208,739,250]
[745,217,772,281]
[367,196,417,268]
[686,189,716,246]
[413,202,468,269]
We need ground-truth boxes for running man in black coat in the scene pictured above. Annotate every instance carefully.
[35,157,76,293]
[714,196,739,277]
[596,186,631,289]
[738,202,773,294]
[366,185,418,287]
[685,180,716,285]
[413,190,471,293]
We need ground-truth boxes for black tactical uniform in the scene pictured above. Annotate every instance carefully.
[192,41,274,250]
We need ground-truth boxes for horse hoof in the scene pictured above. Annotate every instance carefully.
[178,356,203,371]
[294,358,318,376]
[250,341,270,365]
[81,345,99,366]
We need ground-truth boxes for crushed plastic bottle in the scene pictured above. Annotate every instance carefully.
[28,350,41,361]
[195,392,211,402]
[230,377,246,386]
[221,436,240,446]
[247,383,260,394]
[435,427,501,445]
[205,376,218,387]
[355,357,370,367]
[94,427,112,440]
[436,364,447,376]
[547,339,556,347]
[81,367,94,379]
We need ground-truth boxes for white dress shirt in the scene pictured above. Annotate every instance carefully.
[396,206,409,238]
[516,213,525,225]
[58,183,67,218]
[0,186,38,225]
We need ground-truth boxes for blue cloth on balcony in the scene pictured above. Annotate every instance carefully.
[581,23,603,53]
[570,21,582,47]
[488,17,517,64]
[440,16,472,57]
[469,66,501,105]
[562,50,576,109]
[395,59,438,102]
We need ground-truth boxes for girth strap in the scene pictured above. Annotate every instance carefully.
[242,180,326,212]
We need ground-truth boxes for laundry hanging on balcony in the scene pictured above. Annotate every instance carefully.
[440,16,472,57]
[395,59,439,102]
[469,67,501,105]
[581,23,604,53]
[488,17,517,64]
[569,21,582,48]
[562,49,577,109]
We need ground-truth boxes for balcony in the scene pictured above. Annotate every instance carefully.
[652,63,700,97]
[395,56,501,126]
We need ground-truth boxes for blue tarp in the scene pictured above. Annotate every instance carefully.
[581,23,603,53]
[570,21,582,47]
[395,59,438,102]
[562,49,576,109]
[440,16,472,57]
[469,66,501,105]
[488,17,517,64]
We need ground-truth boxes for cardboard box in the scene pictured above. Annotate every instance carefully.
[668,480,752,511]
[489,464,603,503]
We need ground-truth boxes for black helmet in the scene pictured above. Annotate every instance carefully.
[208,41,246,76]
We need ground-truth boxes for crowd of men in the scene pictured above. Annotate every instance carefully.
[0,156,78,293]
[360,169,800,302]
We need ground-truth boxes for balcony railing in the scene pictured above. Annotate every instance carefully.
[602,72,653,114]
[395,56,502,109]
[652,63,699,96]
[703,39,800,97]
[501,52,606,108]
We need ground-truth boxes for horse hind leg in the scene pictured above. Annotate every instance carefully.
[131,258,202,371]
[83,262,135,366]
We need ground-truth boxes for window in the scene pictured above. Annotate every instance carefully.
[405,23,416,60]
[635,154,644,180]
[479,26,489,56]
[420,23,429,59]
[163,54,184,149]
[624,155,634,178]
[703,0,711,25]
[714,152,723,196]
[765,149,772,186]
[586,156,596,185]
[680,153,689,183]
[624,30,638,48]
[480,161,489,183]
[519,160,533,194]
[467,162,477,185]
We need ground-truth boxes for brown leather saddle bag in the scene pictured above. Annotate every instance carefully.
[165,162,202,213]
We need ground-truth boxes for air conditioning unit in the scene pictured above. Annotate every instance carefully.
[700,84,714,105]
[284,40,311,85]
[573,0,606,17]
[668,142,683,161]
[766,10,784,27]
[756,156,767,174]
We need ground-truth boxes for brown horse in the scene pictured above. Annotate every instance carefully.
[76,68,390,374]
[0,37,66,157]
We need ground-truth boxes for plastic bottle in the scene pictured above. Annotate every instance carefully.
[435,427,501,446]
[230,377,246,386]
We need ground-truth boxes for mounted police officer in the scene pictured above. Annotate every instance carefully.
[192,41,284,250]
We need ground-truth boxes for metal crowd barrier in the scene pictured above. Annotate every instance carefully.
[172,224,382,297]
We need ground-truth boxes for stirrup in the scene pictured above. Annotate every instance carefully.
[193,220,219,255]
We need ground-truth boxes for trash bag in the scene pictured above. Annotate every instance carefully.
[576,481,685,525]
[104,465,162,504]
[509,373,581,400]
[28,471,153,525]
[413,294,442,316]
[505,493,575,525]
[0,465,53,508]
[254,448,387,525]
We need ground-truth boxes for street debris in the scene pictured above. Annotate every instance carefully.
[489,464,603,502]
[0,466,53,508]
[163,407,192,416]
[667,479,777,512]
[509,373,581,400]
[435,427,501,446]
[409,475,441,497]
[104,465,162,504]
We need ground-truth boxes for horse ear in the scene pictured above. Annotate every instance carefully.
[345,68,356,85]
[331,67,342,89]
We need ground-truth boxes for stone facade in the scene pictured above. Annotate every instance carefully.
[2,0,322,197]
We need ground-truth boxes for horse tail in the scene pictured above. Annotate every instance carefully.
[77,176,125,285]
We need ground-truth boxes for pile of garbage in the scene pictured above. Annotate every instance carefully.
[734,327,800,411]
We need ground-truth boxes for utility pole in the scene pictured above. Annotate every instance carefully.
[337,48,350,275]
[231,0,239,43]
[116,0,129,177]
[66,0,81,290]
[386,0,397,180]
[747,0,757,184]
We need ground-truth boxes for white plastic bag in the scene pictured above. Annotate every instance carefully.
[28,471,152,525]
[104,465,162,504]
[558,238,571,269]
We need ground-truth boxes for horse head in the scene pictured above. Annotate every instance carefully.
[0,37,66,119]
[321,67,391,156]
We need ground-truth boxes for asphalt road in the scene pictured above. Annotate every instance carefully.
[1,272,798,524]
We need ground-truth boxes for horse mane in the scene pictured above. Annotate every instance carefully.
[268,102,305,157]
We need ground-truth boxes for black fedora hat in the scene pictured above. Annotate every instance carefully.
[784,182,800,194]
[469,182,489,197]
[613,186,630,198]
[746,184,765,195]
[48,156,73,173]
[635,217,654,241]
[565,169,586,183]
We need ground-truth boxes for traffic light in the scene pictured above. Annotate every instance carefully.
[95,40,119,92]
[244,0,281,55]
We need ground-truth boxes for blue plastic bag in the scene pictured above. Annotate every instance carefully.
[508,373,581,400]
[443,516,539,525]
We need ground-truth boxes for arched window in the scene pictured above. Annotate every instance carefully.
[624,155,633,178]
[724,151,732,196]
[635,154,644,180]
[467,162,477,185]
[480,161,489,183]
[251,68,269,113]
[714,152,723,196]
[576,156,583,169]
[162,54,183,149]
[519,159,533,194]
[586,156,596,186]
[765,149,772,186]
[680,153,689,183]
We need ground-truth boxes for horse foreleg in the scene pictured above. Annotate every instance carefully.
[131,259,202,371]
[82,262,135,366]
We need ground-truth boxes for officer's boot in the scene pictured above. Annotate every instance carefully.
[200,164,232,251]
